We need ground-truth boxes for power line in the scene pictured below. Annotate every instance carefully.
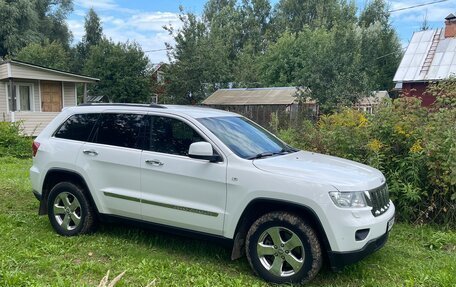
[144,48,172,53]
[388,0,449,13]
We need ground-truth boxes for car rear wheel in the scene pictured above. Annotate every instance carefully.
[47,182,96,236]
[245,211,322,284]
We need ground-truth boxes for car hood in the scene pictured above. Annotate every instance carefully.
[252,151,385,191]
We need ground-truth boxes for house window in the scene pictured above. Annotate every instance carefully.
[7,83,33,112]
[156,71,164,84]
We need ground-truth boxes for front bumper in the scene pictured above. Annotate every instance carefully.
[327,230,389,271]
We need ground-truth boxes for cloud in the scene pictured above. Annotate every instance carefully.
[389,0,455,22]
[129,12,181,32]
[74,0,136,14]
[67,19,85,41]
[69,8,183,63]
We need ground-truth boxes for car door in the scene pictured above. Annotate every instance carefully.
[140,114,227,235]
[76,112,146,219]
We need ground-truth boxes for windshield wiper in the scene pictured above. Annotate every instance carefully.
[247,152,275,160]
[248,146,299,160]
[280,146,299,153]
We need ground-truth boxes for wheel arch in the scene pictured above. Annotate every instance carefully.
[39,168,99,216]
[230,198,331,261]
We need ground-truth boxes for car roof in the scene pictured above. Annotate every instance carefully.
[65,104,238,119]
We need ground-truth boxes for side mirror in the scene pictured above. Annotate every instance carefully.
[188,142,221,162]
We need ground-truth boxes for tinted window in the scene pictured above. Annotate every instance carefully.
[92,113,145,149]
[146,116,205,156]
[55,113,99,141]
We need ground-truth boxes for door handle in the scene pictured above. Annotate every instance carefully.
[145,159,164,166]
[83,149,98,156]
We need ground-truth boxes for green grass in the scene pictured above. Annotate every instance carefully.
[0,157,455,286]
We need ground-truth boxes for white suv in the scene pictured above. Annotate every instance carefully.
[30,103,395,285]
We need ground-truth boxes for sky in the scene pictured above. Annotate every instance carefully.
[67,0,456,64]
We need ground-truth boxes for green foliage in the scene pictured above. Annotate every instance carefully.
[0,122,32,158]
[166,0,401,111]
[0,0,39,57]
[273,0,342,33]
[16,40,70,70]
[83,39,151,103]
[0,0,73,57]
[83,8,102,48]
[70,8,104,74]
[278,79,456,225]
[164,10,215,104]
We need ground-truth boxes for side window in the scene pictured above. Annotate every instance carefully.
[147,116,205,156]
[92,113,145,149]
[54,113,100,141]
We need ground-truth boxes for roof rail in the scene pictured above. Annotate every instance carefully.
[78,103,166,109]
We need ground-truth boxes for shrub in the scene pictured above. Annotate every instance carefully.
[0,122,32,158]
[276,78,456,226]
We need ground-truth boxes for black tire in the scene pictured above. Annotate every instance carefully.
[245,212,322,285]
[47,182,96,236]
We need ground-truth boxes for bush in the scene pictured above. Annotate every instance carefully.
[0,122,32,158]
[277,78,456,226]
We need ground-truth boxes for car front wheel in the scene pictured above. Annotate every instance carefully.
[245,211,322,285]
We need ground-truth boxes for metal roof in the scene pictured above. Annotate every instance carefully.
[393,28,456,82]
[355,91,389,106]
[202,87,314,106]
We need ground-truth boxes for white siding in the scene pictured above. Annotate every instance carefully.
[63,82,76,107]
[0,81,6,115]
[11,112,59,136]
[0,64,8,79]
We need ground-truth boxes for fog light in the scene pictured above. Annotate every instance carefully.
[355,229,370,241]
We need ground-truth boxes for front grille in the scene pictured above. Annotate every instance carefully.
[366,184,390,216]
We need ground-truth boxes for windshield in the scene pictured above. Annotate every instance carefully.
[198,116,296,159]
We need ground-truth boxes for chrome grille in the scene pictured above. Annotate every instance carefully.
[366,184,390,217]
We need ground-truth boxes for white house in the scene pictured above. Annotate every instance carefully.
[0,60,99,135]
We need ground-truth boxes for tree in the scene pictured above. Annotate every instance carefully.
[164,10,210,104]
[16,41,70,70]
[0,0,73,57]
[164,0,402,113]
[0,0,40,57]
[83,39,150,103]
[34,0,74,48]
[358,0,402,91]
[260,27,370,112]
[83,8,103,47]
[273,0,341,34]
[240,0,272,53]
[71,8,103,73]
[203,0,237,23]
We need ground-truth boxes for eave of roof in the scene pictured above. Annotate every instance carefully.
[0,59,99,82]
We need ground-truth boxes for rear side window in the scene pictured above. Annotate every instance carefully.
[54,113,100,141]
[92,113,145,149]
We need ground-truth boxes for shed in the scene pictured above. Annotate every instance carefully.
[0,60,99,135]
[354,91,390,114]
[202,87,316,127]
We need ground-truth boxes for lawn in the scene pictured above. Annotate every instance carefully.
[0,157,455,286]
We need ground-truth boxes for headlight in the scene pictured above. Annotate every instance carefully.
[329,191,369,208]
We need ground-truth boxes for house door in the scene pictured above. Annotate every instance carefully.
[41,81,62,112]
